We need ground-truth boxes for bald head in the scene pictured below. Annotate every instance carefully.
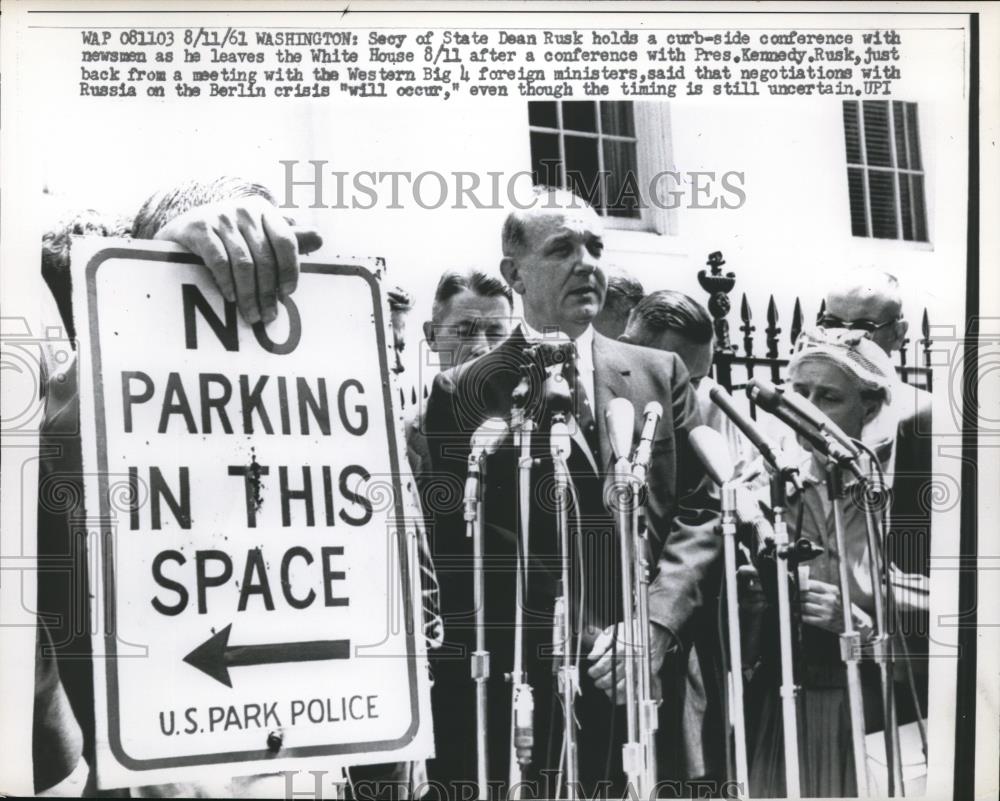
[501,187,602,258]
[824,268,907,355]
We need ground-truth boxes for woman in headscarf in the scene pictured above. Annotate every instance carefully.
[740,328,927,798]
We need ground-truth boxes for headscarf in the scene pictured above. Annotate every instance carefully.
[789,327,896,407]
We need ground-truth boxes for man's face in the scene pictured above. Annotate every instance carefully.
[824,288,905,355]
[789,360,873,453]
[424,289,512,367]
[641,329,713,388]
[503,207,606,338]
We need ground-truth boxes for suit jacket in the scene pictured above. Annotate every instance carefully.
[422,327,723,788]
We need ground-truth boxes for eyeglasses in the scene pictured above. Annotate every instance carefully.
[816,314,901,334]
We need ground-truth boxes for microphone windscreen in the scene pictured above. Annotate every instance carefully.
[746,378,781,409]
[642,400,664,423]
[550,420,571,460]
[689,425,735,486]
[605,397,636,461]
[472,417,510,456]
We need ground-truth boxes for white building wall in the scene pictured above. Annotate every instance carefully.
[38,95,966,384]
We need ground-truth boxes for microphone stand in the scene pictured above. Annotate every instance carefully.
[769,468,802,798]
[612,452,645,796]
[464,444,490,800]
[629,404,661,797]
[633,503,658,796]
[825,453,870,797]
[550,410,579,797]
[508,387,535,796]
[857,457,904,796]
[720,480,750,796]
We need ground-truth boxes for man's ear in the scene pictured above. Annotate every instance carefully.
[500,257,524,294]
[890,318,909,352]
[422,320,438,353]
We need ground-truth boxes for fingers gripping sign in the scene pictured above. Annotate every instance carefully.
[154,197,322,325]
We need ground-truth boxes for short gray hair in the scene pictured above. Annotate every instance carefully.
[501,186,594,257]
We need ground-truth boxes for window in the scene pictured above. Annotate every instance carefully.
[528,100,673,234]
[843,100,928,242]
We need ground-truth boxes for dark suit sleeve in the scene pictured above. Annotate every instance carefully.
[422,370,477,640]
[422,369,481,782]
[645,355,722,648]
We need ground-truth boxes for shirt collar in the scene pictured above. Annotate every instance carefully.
[521,322,594,353]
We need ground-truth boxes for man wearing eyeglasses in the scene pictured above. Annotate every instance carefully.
[819,267,911,356]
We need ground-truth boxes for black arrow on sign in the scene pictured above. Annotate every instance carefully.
[183,624,351,687]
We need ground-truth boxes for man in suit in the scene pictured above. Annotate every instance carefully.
[423,188,722,796]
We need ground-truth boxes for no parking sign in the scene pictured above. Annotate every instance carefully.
[72,239,431,788]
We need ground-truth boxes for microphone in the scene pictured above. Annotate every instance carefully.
[541,369,573,420]
[754,397,831,456]
[529,341,577,370]
[691,426,779,558]
[708,385,796,476]
[465,418,510,520]
[470,417,511,459]
[605,398,636,462]
[689,425,736,486]
[512,684,534,767]
[537,345,574,462]
[631,401,663,486]
[747,379,860,459]
[550,419,571,461]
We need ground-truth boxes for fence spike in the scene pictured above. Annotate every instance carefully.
[739,293,755,358]
[817,298,827,325]
[921,308,933,392]
[766,296,782,384]
[765,296,781,358]
[790,298,803,351]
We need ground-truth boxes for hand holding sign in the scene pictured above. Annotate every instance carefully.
[71,241,430,786]
[154,196,323,326]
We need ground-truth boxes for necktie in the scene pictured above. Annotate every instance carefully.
[567,359,600,460]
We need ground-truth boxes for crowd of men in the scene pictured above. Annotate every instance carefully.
[29,180,931,798]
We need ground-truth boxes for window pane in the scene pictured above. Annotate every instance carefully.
[843,101,862,164]
[603,139,640,218]
[898,171,914,240]
[562,101,598,133]
[868,170,898,238]
[906,103,923,170]
[600,101,635,138]
[892,101,909,169]
[564,134,601,209]
[528,101,558,129]
[863,101,893,167]
[847,167,868,237]
[530,131,562,188]
[911,174,928,242]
